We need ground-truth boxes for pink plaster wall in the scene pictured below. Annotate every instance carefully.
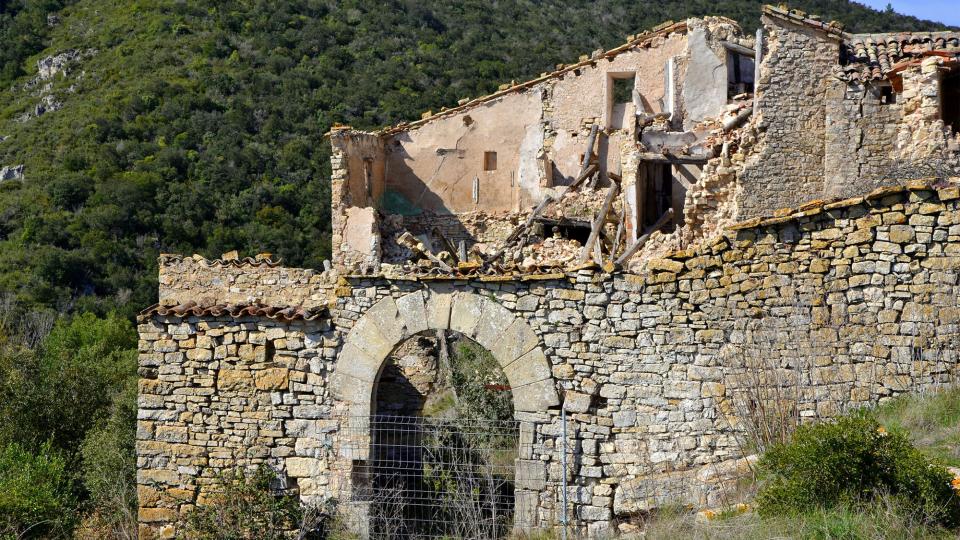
[383,91,543,214]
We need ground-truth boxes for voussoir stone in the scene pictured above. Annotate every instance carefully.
[396,291,429,336]
[449,292,486,337]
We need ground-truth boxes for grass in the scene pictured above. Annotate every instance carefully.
[627,388,960,540]
[638,494,956,540]
[875,387,960,468]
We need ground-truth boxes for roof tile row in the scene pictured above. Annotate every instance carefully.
[139,301,328,322]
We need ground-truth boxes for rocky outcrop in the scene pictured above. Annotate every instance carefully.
[0,165,24,182]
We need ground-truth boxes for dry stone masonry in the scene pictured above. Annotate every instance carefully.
[138,4,960,538]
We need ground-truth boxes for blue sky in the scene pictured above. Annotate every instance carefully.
[857,0,960,26]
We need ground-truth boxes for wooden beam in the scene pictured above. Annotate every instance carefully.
[578,182,620,263]
[485,195,554,263]
[614,208,674,266]
[567,162,598,192]
[579,124,599,177]
[637,152,709,165]
[722,40,756,57]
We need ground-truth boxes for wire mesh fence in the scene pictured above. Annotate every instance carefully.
[335,415,539,539]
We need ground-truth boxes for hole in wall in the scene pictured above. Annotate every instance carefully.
[943,70,960,134]
[483,151,497,171]
[727,51,755,98]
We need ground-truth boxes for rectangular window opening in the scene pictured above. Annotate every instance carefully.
[608,74,636,130]
[483,151,497,171]
[612,76,634,105]
[879,84,897,105]
[943,71,960,135]
[727,51,755,99]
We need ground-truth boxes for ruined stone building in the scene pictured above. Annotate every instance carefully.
[138,5,960,538]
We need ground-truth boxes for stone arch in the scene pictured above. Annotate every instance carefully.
[331,289,559,418]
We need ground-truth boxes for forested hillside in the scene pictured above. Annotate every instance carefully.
[0,0,952,318]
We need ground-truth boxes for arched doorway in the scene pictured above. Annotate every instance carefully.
[370,331,517,538]
[330,290,559,537]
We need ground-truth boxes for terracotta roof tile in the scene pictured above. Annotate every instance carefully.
[158,253,284,268]
[138,301,328,322]
[841,31,960,81]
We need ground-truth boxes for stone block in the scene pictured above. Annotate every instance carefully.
[515,459,547,490]
[254,368,289,391]
[488,317,540,367]
[286,457,323,477]
[333,342,379,383]
[359,295,406,347]
[513,378,560,412]
[503,348,552,389]
[473,299,517,353]
[564,391,592,413]
[396,291,429,336]
[425,289,454,329]
[449,292,485,337]
[140,507,177,523]
[217,368,252,391]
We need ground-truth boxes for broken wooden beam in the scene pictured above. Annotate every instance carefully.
[578,181,620,263]
[485,194,555,263]
[722,106,753,132]
[637,152,709,165]
[432,226,460,264]
[567,162,598,193]
[579,123,599,178]
[613,208,674,267]
[721,40,756,57]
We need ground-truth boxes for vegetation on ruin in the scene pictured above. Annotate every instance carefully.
[637,393,960,539]
[0,0,957,537]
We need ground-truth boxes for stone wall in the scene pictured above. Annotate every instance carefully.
[736,10,842,218]
[157,254,334,309]
[823,78,901,198]
[136,314,339,539]
[140,180,960,537]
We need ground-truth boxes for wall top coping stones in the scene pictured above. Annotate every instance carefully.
[761,4,847,38]
[724,179,959,232]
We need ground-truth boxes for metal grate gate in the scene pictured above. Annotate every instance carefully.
[337,415,536,539]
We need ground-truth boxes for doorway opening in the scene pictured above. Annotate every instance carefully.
[366,331,521,539]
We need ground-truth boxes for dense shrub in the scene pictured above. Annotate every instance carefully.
[756,412,960,528]
[78,377,138,538]
[182,466,331,540]
[0,312,137,452]
[0,441,76,538]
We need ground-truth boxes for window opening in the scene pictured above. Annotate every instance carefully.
[943,70,960,135]
[608,74,636,130]
[483,151,497,171]
[727,51,755,98]
[643,163,676,233]
[879,84,897,105]
[612,77,634,105]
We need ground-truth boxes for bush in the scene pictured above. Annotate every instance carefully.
[756,411,960,528]
[0,441,76,538]
[78,377,138,539]
[0,312,137,452]
[181,466,331,540]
